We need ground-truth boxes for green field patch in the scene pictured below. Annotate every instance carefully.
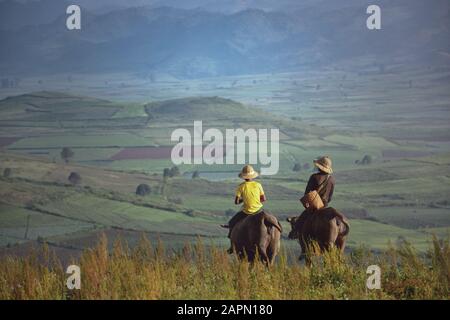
[283,138,341,149]
[36,193,221,236]
[420,227,450,238]
[0,203,93,244]
[9,133,155,148]
[323,134,397,151]
[367,206,450,229]
[346,219,430,251]
[343,176,450,199]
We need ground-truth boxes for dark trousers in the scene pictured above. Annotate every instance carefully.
[227,211,247,238]
[227,209,263,238]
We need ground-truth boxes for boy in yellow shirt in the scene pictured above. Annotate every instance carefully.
[221,165,266,253]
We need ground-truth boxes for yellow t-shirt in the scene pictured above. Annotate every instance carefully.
[235,181,265,214]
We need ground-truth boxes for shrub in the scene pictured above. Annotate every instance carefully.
[3,168,12,178]
[185,209,195,217]
[355,155,373,165]
[163,166,181,178]
[163,168,171,179]
[61,147,74,163]
[361,155,373,165]
[135,184,151,196]
[192,171,200,179]
[292,163,302,172]
[169,166,180,177]
[68,172,81,185]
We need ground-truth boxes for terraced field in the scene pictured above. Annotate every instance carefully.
[0,65,449,257]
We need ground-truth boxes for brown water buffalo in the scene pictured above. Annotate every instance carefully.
[287,207,349,262]
[230,211,282,265]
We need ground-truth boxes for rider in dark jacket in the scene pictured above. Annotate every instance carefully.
[297,156,335,228]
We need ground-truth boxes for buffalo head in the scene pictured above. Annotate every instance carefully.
[286,216,300,240]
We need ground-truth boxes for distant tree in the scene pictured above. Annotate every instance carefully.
[3,168,12,178]
[315,84,321,90]
[292,163,302,172]
[61,147,74,164]
[163,168,171,179]
[136,184,151,196]
[192,170,200,179]
[185,209,195,217]
[361,155,373,165]
[169,166,180,177]
[68,172,81,185]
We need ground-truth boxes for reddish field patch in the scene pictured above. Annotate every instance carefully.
[110,145,229,161]
[0,137,20,148]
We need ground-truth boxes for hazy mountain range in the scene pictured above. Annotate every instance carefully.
[0,0,449,78]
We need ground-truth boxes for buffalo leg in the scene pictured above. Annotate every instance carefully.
[256,244,269,266]
[335,236,346,255]
[266,240,277,266]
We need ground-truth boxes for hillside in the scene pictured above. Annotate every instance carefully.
[0,91,116,120]
[0,87,448,257]
[145,96,274,121]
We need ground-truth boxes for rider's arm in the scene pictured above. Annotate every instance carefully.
[260,194,267,202]
[305,175,317,194]
[328,178,335,203]
[235,196,243,205]
[259,184,266,203]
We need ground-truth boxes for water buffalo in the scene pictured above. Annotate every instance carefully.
[230,211,282,265]
[287,207,349,262]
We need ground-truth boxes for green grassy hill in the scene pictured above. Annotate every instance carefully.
[145,96,252,120]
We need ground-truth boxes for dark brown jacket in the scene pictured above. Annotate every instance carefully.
[305,172,335,207]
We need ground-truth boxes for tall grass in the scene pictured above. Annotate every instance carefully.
[0,234,448,300]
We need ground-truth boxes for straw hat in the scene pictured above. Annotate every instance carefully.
[313,156,333,174]
[239,165,259,179]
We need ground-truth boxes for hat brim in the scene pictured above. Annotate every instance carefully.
[313,160,333,174]
[239,171,259,179]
